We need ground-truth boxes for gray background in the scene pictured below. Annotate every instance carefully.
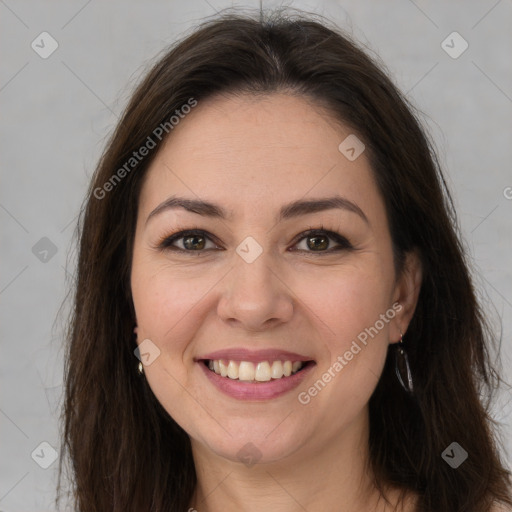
[1,0,511,510]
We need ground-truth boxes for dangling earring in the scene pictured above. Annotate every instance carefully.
[394,331,414,395]
[134,325,144,377]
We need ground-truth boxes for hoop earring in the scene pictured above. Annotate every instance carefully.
[394,331,414,395]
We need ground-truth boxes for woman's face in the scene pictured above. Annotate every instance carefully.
[131,92,417,465]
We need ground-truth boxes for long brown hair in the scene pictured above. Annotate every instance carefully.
[57,8,512,511]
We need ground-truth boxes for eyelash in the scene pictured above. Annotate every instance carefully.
[155,225,353,256]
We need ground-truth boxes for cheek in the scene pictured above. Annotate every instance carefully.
[131,263,213,432]
[294,264,392,411]
[296,261,393,343]
[131,261,212,341]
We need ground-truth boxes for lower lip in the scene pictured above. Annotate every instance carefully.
[198,361,315,401]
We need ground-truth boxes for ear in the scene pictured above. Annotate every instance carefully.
[389,249,422,343]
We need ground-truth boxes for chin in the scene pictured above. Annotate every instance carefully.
[193,424,307,466]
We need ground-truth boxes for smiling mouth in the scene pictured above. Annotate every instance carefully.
[201,359,315,382]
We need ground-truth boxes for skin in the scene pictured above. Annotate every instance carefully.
[131,92,422,512]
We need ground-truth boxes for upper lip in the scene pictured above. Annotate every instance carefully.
[196,348,314,363]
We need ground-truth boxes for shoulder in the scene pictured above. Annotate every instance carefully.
[491,503,512,512]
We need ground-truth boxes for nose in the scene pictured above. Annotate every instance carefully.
[217,248,294,332]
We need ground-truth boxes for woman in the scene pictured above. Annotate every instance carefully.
[57,9,512,512]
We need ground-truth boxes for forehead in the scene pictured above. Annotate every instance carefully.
[139,93,384,222]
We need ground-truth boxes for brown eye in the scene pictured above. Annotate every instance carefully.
[305,234,329,251]
[158,228,352,256]
[181,233,206,250]
[293,229,352,254]
[158,230,218,253]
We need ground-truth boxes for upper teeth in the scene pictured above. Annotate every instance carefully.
[207,359,304,381]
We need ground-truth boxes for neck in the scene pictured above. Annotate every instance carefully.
[188,408,402,512]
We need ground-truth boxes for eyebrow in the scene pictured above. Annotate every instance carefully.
[145,194,369,226]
